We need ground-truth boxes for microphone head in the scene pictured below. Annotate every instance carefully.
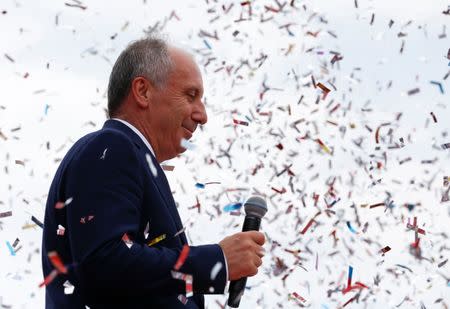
[244,196,267,219]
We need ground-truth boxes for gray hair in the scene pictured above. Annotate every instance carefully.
[107,35,173,117]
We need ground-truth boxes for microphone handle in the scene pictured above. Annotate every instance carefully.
[227,216,261,308]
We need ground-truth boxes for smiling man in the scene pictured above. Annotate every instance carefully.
[41,35,265,308]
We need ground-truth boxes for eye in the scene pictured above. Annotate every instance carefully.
[187,91,197,102]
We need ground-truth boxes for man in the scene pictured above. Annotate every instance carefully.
[41,35,265,308]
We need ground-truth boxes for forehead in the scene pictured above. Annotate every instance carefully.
[168,47,203,91]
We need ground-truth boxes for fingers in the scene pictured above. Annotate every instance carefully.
[245,231,265,246]
[256,247,265,258]
[220,231,266,280]
[254,255,262,268]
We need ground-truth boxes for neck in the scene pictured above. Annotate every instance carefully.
[113,113,162,162]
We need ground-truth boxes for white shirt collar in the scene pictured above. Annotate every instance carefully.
[111,118,156,159]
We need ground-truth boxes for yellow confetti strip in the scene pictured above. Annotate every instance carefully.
[316,139,331,154]
[22,223,38,229]
[147,234,166,247]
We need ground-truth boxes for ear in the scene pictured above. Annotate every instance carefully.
[130,77,153,109]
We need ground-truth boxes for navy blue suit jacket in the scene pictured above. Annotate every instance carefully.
[42,119,227,308]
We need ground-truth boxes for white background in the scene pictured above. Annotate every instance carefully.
[0,0,449,308]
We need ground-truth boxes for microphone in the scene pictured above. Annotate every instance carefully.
[227,196,268,308]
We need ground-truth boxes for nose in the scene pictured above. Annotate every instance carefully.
[192,100,208,125]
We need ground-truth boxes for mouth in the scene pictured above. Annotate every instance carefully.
[182,126,194,139]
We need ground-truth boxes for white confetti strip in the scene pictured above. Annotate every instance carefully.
[180,138,196,151]
[63,280,75,295]
[210,261,223,280]
[145,153,158,177]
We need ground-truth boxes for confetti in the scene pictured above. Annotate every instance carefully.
[173,226,186,238]
[195,183,205,189]
[0,211,12,218]
[430,112,437,123]
[430,81,444,94]
[174,245,190,270]
[316,139,331,154]
[180,138,196,150]
[316,82,331,100]
[341,265,368,295]
[48,251,68,274]
[145,153,158,177]
[99,148,108,160]
[346,222,358,234]
[223,202,242,212]
[233,119,249,126]
[177,294,188,305]
[147,234,166,247]
[56,225,65,236]
[407,88,420,96]
[122,233,133,249]
[290,292,307,303]
[6,241,16,256]
[55,197,73,209]
[195,181,220,189]
[1,2,449,308]
[171,270,193,297]
[39,269,58,288]
[63,280,75,295]
[161,165,175,171]
[80,215,94,224]
[438,259,448,268]
[210,262,223,280]
[441,143,450,149]
[380,246,391,255]
[300,218,316,234]
[31,215,44,228]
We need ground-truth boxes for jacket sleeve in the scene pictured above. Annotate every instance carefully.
[63,130,227,297]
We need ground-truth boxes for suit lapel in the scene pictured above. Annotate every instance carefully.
[148,153,188,245]
[102,120,188,245]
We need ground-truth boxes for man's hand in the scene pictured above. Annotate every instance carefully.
[219,231,266,281]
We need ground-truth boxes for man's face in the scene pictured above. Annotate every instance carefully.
[148,48,207,162]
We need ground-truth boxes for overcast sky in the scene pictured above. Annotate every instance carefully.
[0,0,449,308]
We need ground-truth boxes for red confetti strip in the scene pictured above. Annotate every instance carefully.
[342,296,356,307]
[171,271,193,297]
[342,282,368,294]
[290,292,306,303]
[174,245,190,271]
[317,82,331,99]
[161,165,175,171]
[38,269,58,288]
[300,219,315,234]
[233,119,249,126]
[375,126,381,143]
[48,251,68,274]
[380,246,391,255]
[300,212,321,235]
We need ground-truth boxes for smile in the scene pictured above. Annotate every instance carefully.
[183,127,193,138]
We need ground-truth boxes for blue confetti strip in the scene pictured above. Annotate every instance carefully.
[346,221,358,234]
[203,39,211,50]
[195,183,205,189]
[6,241,16,256]
[223,203,242,212]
